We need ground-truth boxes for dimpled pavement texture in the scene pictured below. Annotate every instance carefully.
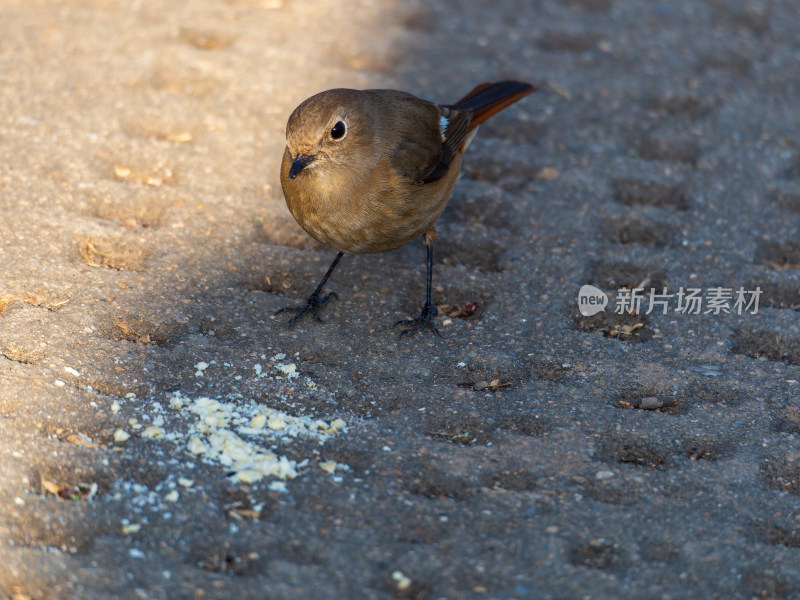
[0,0,799,599]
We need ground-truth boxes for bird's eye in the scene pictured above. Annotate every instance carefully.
[330,120,347,140]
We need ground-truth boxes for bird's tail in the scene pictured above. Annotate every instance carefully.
[454,81,536,131]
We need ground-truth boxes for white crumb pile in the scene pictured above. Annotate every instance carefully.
[169,392,346,484]
[122,354,348,487]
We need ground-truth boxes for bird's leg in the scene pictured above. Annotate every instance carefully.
[394,242,440,337]
[276,252,343,324]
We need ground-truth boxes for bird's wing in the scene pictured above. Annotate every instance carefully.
[415,106,472,185]
[418,81,536,184]
[382,82,535,186]
[377,89,468,186]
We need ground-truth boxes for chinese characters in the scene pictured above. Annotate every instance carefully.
[614,287,761,315]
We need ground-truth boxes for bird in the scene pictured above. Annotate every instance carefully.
[276,80,536,336]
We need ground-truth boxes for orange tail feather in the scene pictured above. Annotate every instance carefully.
[454,81,536,131]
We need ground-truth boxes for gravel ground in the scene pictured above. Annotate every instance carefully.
[1,0,799,598]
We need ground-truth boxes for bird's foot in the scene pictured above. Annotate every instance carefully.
[394,302,440,337]
[275,291,337,325]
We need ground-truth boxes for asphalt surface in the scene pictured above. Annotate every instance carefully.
[1,0,799,598]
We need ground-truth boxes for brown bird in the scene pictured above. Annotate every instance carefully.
[277,81,536,335]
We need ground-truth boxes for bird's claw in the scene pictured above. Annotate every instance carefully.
[276,291,337,325]
[394,303,440,337]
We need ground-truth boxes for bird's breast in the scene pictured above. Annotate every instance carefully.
[281,152,461,255]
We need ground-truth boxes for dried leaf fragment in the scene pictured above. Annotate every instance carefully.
[66,432,101,448]
[619,396,678,410]
[113,320,152,344]
[607,322,644,338]
[166,131,193,142]
[228,507,261,520]
[40,477,97,500]
[473,379,512,392]
[438,301,478,319]
[548,81,572,100]
[41,477,60,495]
[536,167,560,180]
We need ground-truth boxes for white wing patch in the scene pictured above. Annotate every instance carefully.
[439,115,448,142]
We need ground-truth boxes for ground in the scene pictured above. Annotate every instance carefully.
[1,0,799,599]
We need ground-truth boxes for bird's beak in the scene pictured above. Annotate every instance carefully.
[288,154,316,179]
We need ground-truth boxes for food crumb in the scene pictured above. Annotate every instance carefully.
[122,523,141,535]
[141,426,166,439]
[319,461,338,474]
[135,361,347,487]
[268,481,288,493]
[194,361,209,377]
[276,363,298,378]
[391,570,412,591]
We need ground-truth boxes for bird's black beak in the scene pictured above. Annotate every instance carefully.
[288,154,315,179]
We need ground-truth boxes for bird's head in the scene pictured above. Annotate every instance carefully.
[282,89,380,184]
